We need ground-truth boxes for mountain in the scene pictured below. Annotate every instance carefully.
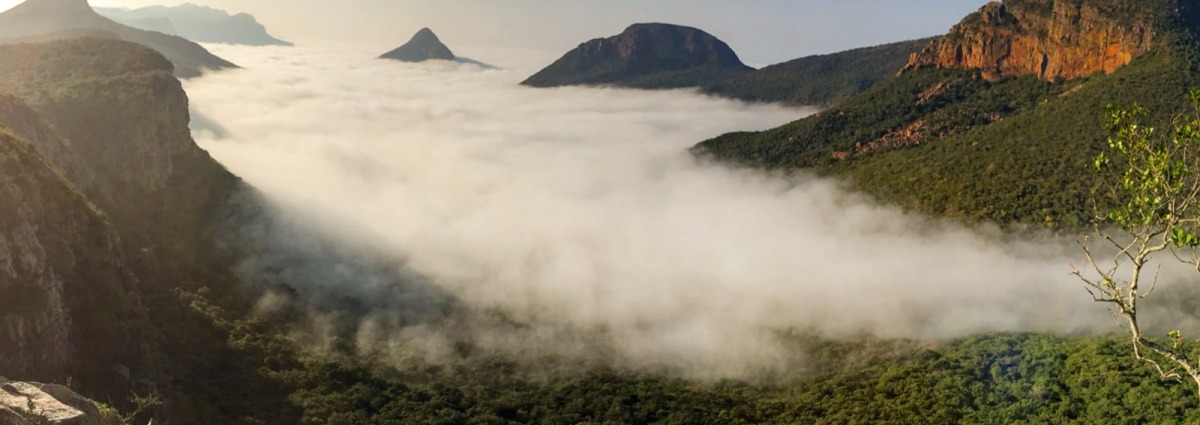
[96,3,293,47]
[521,23,754,89]
[380,27,456,62]
[694,0,1200,227]
[702,38,934,107]
[0,37,296,422]
[0,0,236,78]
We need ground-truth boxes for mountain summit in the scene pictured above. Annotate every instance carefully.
[96,3,293,46]
[380,28,456,62]
[0,0,235,78]
[521,23,753,89]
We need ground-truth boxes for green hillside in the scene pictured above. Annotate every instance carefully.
[695,1,1200,227]
[704,38,933,107]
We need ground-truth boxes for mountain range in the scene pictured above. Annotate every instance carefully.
[0,0,235,78]
[695,0,1200,227]
[95,3,292,47]
[5,0,1200,423]
[522,23,937,108]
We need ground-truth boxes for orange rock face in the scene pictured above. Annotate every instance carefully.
[903,1,1156,81]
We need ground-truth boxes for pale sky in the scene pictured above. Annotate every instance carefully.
[0,0,990,65]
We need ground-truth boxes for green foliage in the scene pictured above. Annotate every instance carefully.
[696,33,1200,228]
[703,38,932,107]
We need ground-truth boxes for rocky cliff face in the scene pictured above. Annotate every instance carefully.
[0,37,244,410]
[521,23,753,89]
[0,129,142,386]
[903,0,1159,81]
[380,28,456,62]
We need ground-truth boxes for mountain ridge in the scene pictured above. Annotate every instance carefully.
[694,0,1200,226]
[96,3,293,47]
[0,0,236,78]
[521,23,754,89]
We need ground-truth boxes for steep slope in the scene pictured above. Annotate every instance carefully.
[96,3,292,47]
[0,0,236,78]
[521,23,753,89]
[704,38,933,107]
[0,37,300,422]
[380,27,455,62]
[695,0,1200,226]
[902,0,1163,81]
[0,128,143,393]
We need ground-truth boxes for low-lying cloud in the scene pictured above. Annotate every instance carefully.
[187,45,1114,378]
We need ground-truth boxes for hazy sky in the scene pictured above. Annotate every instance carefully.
[1,0,990,65]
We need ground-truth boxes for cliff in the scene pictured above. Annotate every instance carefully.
[0,129,143,386]
[380,28,455,62]
[694,0,1200,226]
[521,23,753,89]
[0,0,236,78]
[0,37,267,421]
[96,3,293,47]
[902,0,1161,81]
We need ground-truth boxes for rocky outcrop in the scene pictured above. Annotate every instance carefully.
[521,23,753,89]
[0,377,102,425]
[96,3,292,47]
[902,0,1158,81]
[380,28,455,62]
[0,37,240,406]
[0,128,142,387]
[0,0,236,78]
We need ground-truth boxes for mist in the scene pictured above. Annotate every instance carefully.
[186,45,1116,379]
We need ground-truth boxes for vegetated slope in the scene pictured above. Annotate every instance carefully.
[0,127,143,391]
[695,0,1200,227]
[703,38,933,107]
[0,0,235,78]
[188,301,1200,425]
[96,3,292,47]
[521,23,754,89]
[0,37,301,423]
[380,27,456,62]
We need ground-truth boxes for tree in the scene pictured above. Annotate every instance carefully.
[1073,89,1200,403]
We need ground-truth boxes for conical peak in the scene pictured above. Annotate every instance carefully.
[412,28,439,41]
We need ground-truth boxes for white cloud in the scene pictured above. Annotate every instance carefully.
[187,45,1111,378]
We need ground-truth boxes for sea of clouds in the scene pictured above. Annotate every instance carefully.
[185,45,1123,378]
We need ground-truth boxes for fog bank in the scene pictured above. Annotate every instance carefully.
[187,45,1111,378]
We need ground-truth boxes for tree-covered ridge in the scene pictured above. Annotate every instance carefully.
[189,289,1200,425]
[695,0,1200,227]
[703,38,933,107]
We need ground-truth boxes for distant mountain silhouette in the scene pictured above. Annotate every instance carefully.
[521,23,753,89]
[0,0,236,78]
[96,3,292,47]
[380,28,456,62]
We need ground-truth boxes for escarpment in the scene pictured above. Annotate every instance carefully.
[0,37,251,415]
[902,0,1161,81]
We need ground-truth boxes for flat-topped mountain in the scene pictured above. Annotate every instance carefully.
[0,0,236,78]
[97,3,293,47]
[521,23,753,89]
[380,28,456,62]
[695,0,1200,226]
